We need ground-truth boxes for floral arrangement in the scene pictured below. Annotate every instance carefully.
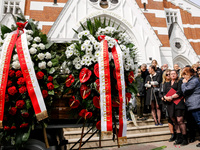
[59,18,137,126]
[0,16,60,147]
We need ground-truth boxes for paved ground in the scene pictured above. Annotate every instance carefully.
[98,140,200,150]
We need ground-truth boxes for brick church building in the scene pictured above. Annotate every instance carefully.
[1,0,200,68]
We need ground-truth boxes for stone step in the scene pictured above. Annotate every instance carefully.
[64,124,169,139]
[67,130,171,149]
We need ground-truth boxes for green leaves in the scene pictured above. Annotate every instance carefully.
[0,25,12,39]
[48,90,54,95]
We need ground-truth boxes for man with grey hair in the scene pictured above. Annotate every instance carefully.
[162,64,168,72]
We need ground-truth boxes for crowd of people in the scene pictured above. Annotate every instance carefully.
[134,60,200,147]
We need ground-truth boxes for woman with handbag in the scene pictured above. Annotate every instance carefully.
[145,65,162,126]
[163,70,187,146]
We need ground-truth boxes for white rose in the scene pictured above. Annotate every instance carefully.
[37,53,45,60]
[32,44,38,48]
[12,61,20,69]
[13,54,18,61]
[26,35,33,41]
[29,47,37,55]
[39,43,45,50]
[47,61,52,67]
[34,37,41,42]
[45,52,51,59]
[26,30,33,35]
[27,41,31,46]
[38,61,46,69]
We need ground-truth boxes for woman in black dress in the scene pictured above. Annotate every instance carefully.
[145,65,162,125]
[163,70,187,145]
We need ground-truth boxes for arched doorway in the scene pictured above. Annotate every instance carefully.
[173,55,192,68]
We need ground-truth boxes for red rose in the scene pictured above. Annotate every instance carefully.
[16,70,22,77]
[19,86,27,94]
[8,86,17,95]
[7,80,12,87]
[8,70,15,77]
[20,123,29,128]
[42,90,48,98]
[65,74,75,87]
[93,96,100,109]
[5,94,9,102]
[79,68,92,83]
[96,121,101,130]
[11,126,16,130]
[17,77,25,85]
[47,82,54,90]
[48,76,53,82]
[16,100,25,109]
[95,79,100,92]
[4,126,10,130]
[36,71,44,80]
[126,92,132,104]
[22,112,29,118]
[94,63,99,78]
[9,107,17,115]
[79,109,92,120]
[80,84,91,99]
[69,96,80,109]
[128,71,135,83]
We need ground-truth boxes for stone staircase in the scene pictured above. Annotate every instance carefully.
[63,114,171,149]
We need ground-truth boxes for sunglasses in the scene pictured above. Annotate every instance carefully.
[166,74,170,76]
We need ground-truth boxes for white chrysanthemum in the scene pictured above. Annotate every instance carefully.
[69,44,75,50]
[65,50,73,58]
[86,44,93,51]
[85,60,92,66]
[37,53,45,60]
[94,43,100,50]
[78,32,83,39]
[124,64,130,71]
[95,51,100,57]
[73,57,81,65]
[13,54,18,61]
[83,30,90,36]
[38,61,46,69]
[27,35,33,41]
[108,42,114,48]
[81,44,86,51]
[123,51,129,58]
[39,43,45,50]
[92,40,97,45]
[86,49,92,55]
[34,37,41,42]
[12,61,20,69]
[120,45,126,51]
[88,35,95,41]
[47,61,53,67]
[75,63,82,70]
[82,55,87,61]
[29,47,37,55]
[81,59,86,65]
[85,55,90,60]
[45,52,51,59]
[49,68,55,74]
[93,57,98,62]
[84,40,90,45]
[74,50,80,56]
[32,44,38,48]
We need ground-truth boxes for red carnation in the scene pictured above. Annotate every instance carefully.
[9,107,17,115]
[19,86,27,94]
[94,63,99,78]
[8,70,15,77]
[65,74,75,87]
[48,76,53,82]
[96,121,101,130]
[22,112,29,118]
[20,123,29,128]
[4,126,10,131]
[80,84,91,99]
[5,94,9,102]
[126,92,132,104]
[36,71,44,80]
[16,100,25,109]
[8,86,17,95]
[7,80,12,87]
[79,109,92,120]
[79,68,92,83]
[42,90,48,98]
[17,77,25,85]
[16,70,22,77]
[11,126,17,130]
[95,79,100,92]
[47,82,54,90]
[93,96,100,109]
[128,71,135,83]
[69,96,80,109]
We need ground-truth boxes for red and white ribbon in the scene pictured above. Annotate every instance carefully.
[16,31,48,121]
[112,44,127,144]
[99,40,113,135]
[0,32,18,128]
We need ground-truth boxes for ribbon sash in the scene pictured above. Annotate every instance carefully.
[112,44,127,144]
[99,40,112,135]
[16,32,48,121]
[0,33,18,128]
